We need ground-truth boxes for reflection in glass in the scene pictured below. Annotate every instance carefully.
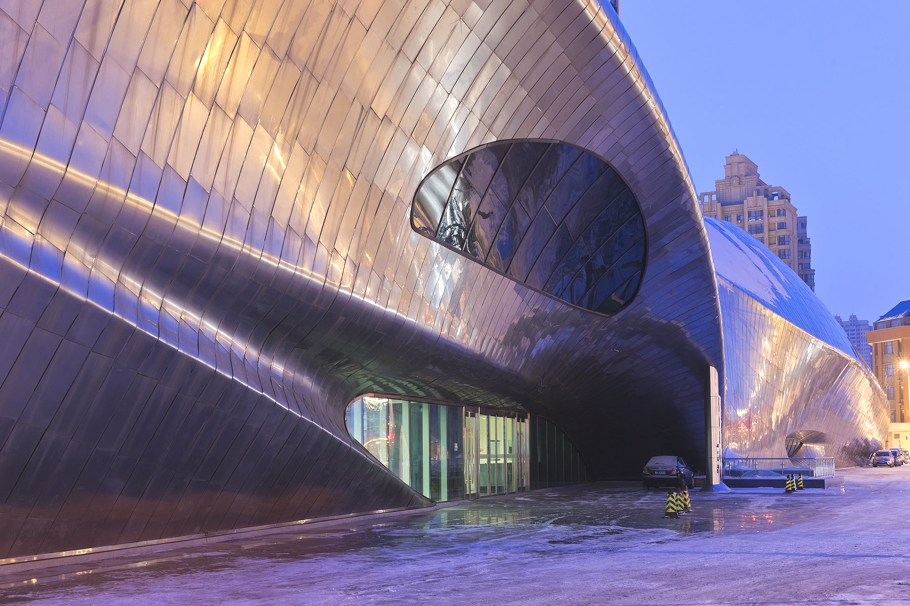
[516,144,583,219]
[563,166,624,239]
[493,202,532,269]
[479,413,490,496]
[347,397,583,501]
[348,397,527,502]
[540,149,604,225]
[465,410,478,497]
[529,416,591,489]
[412,140,646,316]
[507,210,557,283]
[489,141,547,207]
[544,236,590,297]
[411,200,439,238]
[526,223,574,290]
[413,161,460,236]
[466,189,509,267]
[438,170,472,249]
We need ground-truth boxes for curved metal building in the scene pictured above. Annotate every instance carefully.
[0,0,885,559]
[706,218,886,464]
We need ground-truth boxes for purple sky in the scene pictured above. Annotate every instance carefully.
[622,1,910,323]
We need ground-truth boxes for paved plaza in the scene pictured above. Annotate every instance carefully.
[2,467,910,605]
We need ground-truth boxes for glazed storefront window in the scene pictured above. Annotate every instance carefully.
[347,396,593,502]
[346,397,466,502]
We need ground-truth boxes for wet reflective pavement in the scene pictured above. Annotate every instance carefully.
[3,467,910,605]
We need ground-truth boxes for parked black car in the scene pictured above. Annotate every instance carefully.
[642,456,694,489]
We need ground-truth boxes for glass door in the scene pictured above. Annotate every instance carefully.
[491,416,504,494]
[479,413,489,496]
[346,397,536,502]
[505,416,515,493]
[516,416,529,491]
[464,409,479,499]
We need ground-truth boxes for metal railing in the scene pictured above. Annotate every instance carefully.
[723,457,835,478]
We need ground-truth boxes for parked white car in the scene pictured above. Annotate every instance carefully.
[871,450,896,467]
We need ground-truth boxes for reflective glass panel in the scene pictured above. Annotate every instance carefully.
[515,143,582,218]
[411,139,646,316]
[346,397,534,502]
[491,201,532,269]
[412,161,460,236]
[464,411,478,498]
[488,141,547,208]
[584,239,646,312]
[579,190,638,253]
[544,237,592,297]
[442,146,507,251]
[528,416,591,489]
[541,150,606,225]
[465,189,509,267]
[568,218,645,310]
[411,199,439,238]
[506,209,557,283]
[526,223,574,290]
[562,166,624,240]
[479,413,489,496]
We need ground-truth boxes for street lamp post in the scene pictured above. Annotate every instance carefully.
[902,360,910,425]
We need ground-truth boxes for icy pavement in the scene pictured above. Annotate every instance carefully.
[3,466,910,605]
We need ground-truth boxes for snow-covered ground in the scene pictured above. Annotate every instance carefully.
[3,466,910,605]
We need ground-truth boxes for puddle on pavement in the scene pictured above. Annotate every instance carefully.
[0,483,808,596]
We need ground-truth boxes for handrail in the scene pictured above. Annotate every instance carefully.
[722,457,835,478]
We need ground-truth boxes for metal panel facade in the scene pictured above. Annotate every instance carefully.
[706,218,887,464]
[0,0,883,560]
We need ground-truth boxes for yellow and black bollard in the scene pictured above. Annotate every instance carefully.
[674,488,685,514]
[665,490,679,518]
[797,474,805,490]
[682,486,692,512]
[784,475,794,493]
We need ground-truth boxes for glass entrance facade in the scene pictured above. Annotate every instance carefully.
[346,396,541,502]
[467,410,529,498]
[529,416,592,489]
[345,397,466,502]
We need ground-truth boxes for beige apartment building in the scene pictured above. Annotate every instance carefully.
[699,154,816,291]
[867,301,910,425]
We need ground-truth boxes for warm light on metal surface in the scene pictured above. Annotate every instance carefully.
[0,0,884,563]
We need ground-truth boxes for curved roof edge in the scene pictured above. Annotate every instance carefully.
[704,217,856,359]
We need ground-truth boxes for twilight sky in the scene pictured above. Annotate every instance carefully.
[621,1,910,323]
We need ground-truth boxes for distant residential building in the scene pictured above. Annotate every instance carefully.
[796,216,815,291]
[699,153,815,291]
[835,314,873,367]
[867,301,910,423]
[887,423,910,450]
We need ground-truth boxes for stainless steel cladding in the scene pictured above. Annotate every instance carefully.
[706,218,888,466]
[0,0,884,560]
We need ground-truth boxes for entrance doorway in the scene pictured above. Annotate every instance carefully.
[347,396,531,502]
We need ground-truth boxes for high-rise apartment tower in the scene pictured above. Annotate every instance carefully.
[700,154,815,291]
[836,314,874,367]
